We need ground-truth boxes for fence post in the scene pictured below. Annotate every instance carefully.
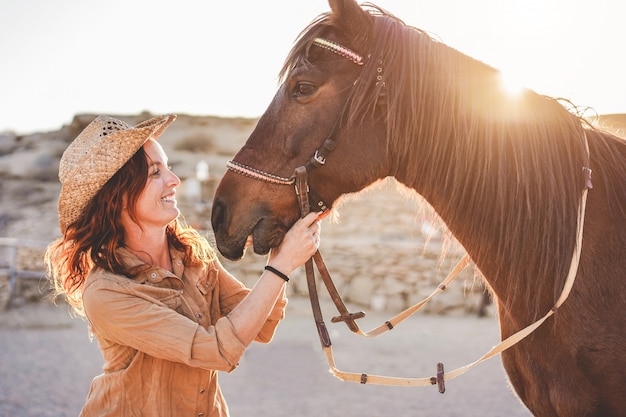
[0,237,48,310]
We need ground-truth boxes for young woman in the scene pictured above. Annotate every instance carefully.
[45,114,321,416]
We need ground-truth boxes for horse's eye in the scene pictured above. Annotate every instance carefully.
[294,82,317,97]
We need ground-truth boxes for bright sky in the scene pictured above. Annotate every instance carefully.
[1,0,624,134]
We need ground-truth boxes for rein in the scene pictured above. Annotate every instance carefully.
[294,161,590,391]
[225,37,593,391]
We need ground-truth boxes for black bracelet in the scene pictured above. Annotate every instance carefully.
[264,265,290,282]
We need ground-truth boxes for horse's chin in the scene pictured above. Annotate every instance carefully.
[216,218,287,260]
[216,238,247,261]
[251,218,287,255]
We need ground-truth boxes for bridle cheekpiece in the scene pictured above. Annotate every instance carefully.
[225,37,365,204]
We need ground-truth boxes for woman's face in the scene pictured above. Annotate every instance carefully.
[127,139,181,230]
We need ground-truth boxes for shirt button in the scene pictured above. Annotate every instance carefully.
[150,273,157,278]
[200,388,205,394]
[196,313,203,319]
[177,260,182,265]
[198,413,204,416]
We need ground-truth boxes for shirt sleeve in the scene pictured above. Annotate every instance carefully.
[213,259,288,344]
[83,271,246,372]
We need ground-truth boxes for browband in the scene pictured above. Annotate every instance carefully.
[312,37,364,66]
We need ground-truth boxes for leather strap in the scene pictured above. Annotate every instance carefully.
[313,251,365,332]
[293,154,589,389]
[327,184,587,387]
[296,166,331,347]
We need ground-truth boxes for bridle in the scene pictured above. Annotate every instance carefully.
[226,37,372,213]
[225,37,593,392]
[226,137,337,213]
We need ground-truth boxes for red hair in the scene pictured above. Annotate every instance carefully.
[45,146,216,315]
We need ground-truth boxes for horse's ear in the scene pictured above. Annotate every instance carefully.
[328,0,373,49]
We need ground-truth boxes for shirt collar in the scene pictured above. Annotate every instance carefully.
[116,246,185,287]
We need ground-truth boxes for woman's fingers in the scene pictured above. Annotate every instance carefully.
[269,211,324,270]
[300,212,322,248]
[298,211,322,226]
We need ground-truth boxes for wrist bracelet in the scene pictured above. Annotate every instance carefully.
[264,265,290,282]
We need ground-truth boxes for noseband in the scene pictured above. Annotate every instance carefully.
[226,37,367,212]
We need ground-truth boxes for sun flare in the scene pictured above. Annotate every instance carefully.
[499,71,527,98]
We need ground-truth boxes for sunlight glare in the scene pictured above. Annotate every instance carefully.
[499,71,527,98]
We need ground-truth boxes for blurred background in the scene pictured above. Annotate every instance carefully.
[0,1,624,416]
[1,0,624,134]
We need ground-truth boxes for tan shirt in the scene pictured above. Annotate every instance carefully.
[80,248,286,417]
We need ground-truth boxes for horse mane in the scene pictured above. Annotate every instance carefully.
[281,5,626,317]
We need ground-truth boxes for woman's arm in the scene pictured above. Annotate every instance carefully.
[225,212,320,346]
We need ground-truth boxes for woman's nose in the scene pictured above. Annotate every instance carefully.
[168,170,181,187]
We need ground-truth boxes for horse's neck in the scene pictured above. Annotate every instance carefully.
[396,165,558,324]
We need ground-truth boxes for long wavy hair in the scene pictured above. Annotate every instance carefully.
[45,146,216,315]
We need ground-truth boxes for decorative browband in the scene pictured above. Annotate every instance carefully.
[312,37,364,65]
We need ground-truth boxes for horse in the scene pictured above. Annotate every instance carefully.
[210,1,626,415]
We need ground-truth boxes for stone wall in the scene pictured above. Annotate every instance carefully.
[189,178,492,317]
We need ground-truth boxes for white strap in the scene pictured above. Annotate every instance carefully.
[321,186,588,387]
[352,254,471,338]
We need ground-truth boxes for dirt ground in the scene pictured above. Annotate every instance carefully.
[0,297,532,417]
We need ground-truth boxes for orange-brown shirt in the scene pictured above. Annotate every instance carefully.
[80,247,286,417]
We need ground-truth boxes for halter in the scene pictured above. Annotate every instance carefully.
[226,37,366,212]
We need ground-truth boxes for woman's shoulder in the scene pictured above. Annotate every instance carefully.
[84,267,134,292]
[81,268,135,316]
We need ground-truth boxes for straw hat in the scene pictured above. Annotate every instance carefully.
[57,114,176,233]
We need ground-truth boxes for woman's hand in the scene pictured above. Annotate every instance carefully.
[229,211,325,346]
[267,212,322,275]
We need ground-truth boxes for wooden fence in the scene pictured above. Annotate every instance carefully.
[0,237,49,310]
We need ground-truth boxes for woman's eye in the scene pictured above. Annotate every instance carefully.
[295,82,317,97]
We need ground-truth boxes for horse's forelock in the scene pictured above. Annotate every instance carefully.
[279,14,332,83]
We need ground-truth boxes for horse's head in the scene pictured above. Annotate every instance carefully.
[212,0,393,260]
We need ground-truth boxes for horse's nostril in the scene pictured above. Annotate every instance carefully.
[211,200,225,233]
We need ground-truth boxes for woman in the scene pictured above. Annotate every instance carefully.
[45,114,321,416]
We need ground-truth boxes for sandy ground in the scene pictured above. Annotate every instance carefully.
[0,297,531,417]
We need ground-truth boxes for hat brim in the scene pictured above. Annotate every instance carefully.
[58,114,176,233]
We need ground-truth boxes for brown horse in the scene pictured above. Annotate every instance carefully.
[211,1,626,415]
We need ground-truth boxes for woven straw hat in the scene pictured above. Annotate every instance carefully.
[57,114,176,233]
